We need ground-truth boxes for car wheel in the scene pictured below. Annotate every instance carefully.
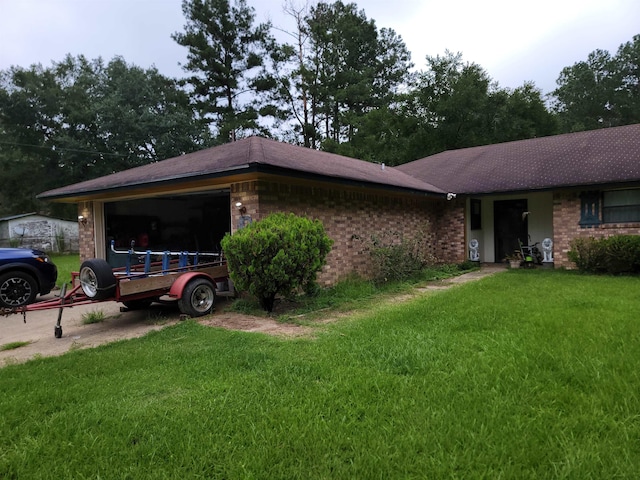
[0,271,38,308]
[178,278,215,317]
[79,259,116,300]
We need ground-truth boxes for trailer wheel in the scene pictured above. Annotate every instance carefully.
[54,325,62,338]
[178,278,215,317]
[79,259,116,300]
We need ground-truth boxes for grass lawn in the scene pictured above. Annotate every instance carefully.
[1,270,639,478]
[50,253,81,288]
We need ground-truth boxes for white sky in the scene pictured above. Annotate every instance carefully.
[1,0,638,95]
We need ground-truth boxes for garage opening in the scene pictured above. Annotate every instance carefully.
[104,190,230,267]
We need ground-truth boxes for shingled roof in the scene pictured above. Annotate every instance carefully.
[396,123,640,195]
[39,136,445,200]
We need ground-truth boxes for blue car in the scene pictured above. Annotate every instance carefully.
[0,248,58,308]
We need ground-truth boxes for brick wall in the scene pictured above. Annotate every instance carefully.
[231,179,466,285]
[553,190,640,268]
[78,202,95,262]
[76,182,467,284]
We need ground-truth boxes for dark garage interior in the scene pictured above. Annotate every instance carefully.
[104,190,230,266]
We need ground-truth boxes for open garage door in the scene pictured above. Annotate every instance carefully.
[104,190,230,267]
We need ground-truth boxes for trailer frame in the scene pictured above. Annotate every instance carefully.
[1,241,231,338]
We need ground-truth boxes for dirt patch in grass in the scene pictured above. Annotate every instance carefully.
[198,313,313,338]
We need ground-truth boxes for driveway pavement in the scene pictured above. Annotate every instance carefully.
[0,295,184,366]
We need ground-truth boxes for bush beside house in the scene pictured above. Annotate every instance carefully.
[568,235,640,274]
[221,213,333,312]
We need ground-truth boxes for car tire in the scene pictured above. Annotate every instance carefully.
[178,278,215,317]
[0,271,38,308]
[79,259,116,300]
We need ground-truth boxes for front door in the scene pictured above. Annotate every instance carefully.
[494,199,528,262]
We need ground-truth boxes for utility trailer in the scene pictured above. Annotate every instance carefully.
[1,241,231,338]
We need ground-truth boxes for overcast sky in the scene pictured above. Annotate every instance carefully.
[1,0,639,95]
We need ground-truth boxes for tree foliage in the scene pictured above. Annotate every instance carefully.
[275,1,412,149]
[172,0,282,142]
[552,34,640,132]
[330,51,557,164]
[220,213,333,312]
[0,55,210,217]
[6,3,637,219]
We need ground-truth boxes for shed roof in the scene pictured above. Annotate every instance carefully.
[0,212,38,222]
[39,136,445,200]
[396,123,640,195]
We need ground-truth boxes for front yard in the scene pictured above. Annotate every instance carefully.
[1,270,639,478]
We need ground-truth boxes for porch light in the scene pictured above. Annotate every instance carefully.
[78,204,90,226]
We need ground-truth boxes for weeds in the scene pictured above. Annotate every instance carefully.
[227,264,479,320]
[144,310,170,325]
[81,309,105,324]
[0,341,30,351]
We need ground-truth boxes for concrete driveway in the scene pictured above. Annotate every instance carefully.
[0,293,184,366]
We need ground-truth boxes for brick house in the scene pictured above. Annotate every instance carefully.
[397,123,640,266]
[38,137,462,286]
[39,123,640,282]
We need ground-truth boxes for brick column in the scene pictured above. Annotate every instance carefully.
[78,202,96,262]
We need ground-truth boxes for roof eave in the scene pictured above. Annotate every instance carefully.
[39,163,445,202]
[459,179,640,197]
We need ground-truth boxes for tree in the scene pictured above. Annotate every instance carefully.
[412,51,493,151]
[0,55,209,217]
[220,213,333,312]
[552,34,640,132]
[487,82,558,143]
[95,57,210,170]
[273,0,317,148]
[0,63,72,216]
[271,1,412,148]
[172,0,278,142]
[615,35,640,125]
[306,1,412,146]
[333,51,558,164]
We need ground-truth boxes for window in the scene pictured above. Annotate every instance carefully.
[470,199,481,230]
[579,191,600,227]
[603,189,640,223]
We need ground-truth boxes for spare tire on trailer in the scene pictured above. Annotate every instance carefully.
[79,259,117,300]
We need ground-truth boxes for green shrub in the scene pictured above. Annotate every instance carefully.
[369,231,439,284]
[457,260,479,271]
[568,237,606,273]
[569,235,640,274]
[221,213,333,312]
[603,235,640,274]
